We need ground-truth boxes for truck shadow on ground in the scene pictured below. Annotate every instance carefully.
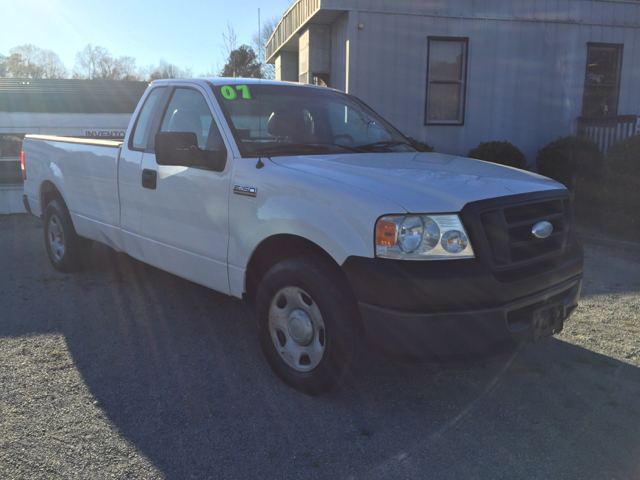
[2,220,640,479]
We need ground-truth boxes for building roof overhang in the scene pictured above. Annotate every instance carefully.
[0,79,148,114]
[266,0,345,64]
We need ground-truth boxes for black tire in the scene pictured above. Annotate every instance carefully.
[43,199,92,272]
[256,255,360,396]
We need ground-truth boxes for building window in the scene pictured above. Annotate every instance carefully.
[582,43,623,118]
[312,73,330,88]
[425,37,468,126]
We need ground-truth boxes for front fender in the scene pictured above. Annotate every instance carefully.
[227,159,405,298]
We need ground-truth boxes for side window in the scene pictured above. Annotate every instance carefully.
[131,87,165,150]
[425,37,468,126]
[160,88,225,151]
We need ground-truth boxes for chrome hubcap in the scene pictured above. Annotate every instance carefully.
[269,286,326,372]
[288,309,314,346]
[47,214,65,262]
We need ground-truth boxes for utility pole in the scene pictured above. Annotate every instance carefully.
[259,8,262,77]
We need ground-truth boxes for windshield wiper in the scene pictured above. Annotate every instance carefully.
[251,142,364,155]
[303,142,365,153]
[355,140,414,152]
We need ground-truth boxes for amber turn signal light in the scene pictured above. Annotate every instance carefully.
[375,220,396,247]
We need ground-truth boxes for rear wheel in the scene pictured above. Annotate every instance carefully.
[44,199,92,272]
[256,255,360,396]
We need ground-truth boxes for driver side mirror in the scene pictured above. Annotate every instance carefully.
[155,132,226,172]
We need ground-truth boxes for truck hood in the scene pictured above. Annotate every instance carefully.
[268,152,563,213]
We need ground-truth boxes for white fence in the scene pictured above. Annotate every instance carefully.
[577,115,638,153]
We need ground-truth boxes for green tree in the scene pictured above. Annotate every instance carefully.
[0,55,8,77]
[6,53,30,77]
[220,45,262,79]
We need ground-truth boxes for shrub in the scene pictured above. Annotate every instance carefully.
[604,133,640,175]
[411,140,435,152]
[535,136,603,191]
[600,134,640,237]
[571,134,640,242]
[467,140,528,170]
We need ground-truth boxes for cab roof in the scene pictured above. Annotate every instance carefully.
[150,77,333,92]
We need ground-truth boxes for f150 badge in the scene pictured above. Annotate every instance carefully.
[233,184,257,197]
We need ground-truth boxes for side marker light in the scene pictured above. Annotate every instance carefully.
[376,220,396,247]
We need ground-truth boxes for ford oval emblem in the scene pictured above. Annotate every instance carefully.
[532,221,553,239]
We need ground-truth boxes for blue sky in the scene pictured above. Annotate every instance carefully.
[1,0,294,76]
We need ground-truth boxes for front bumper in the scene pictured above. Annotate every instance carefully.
[341,243,583,357]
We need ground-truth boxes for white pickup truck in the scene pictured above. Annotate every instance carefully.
[22,78,583,395]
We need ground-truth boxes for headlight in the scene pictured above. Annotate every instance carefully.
[441,230,468,254]
[375,214,474,260]
[398,216,424,252]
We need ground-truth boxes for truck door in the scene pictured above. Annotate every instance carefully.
[118,85,167,259]
[138,85,232,294]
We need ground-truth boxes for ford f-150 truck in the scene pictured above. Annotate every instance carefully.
[22,78,583,395]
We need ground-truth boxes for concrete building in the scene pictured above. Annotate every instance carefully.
[266,0,640,162]
[0,79,147,213]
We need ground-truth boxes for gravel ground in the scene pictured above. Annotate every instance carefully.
[1,214,639,479]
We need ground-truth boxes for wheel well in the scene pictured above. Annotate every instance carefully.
[244,235,342,306]
[40,181,64,213]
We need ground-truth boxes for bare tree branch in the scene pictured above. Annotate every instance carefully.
[251,16,279,80]
[37,50,68,79]
[220,21,238,59]
[116,56,137,80]
[147,59,192,81]
[74,44,99,79]
[8,44,47,78]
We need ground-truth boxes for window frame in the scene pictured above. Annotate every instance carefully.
[424,36,469,127]
[581,42,624,118]
[152,86,228,169]
[128,86,168,152]
[157,87,217,149]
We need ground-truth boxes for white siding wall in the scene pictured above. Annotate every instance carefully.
[325,0,640,163]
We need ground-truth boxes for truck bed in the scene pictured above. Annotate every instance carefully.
[22,134,124,249]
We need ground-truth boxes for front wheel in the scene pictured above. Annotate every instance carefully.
[43,199,92,272]
[256,256,360,396]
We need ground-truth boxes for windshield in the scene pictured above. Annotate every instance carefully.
[209,83,417,157]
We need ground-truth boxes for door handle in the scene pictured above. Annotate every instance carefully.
[142,169,157,189]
